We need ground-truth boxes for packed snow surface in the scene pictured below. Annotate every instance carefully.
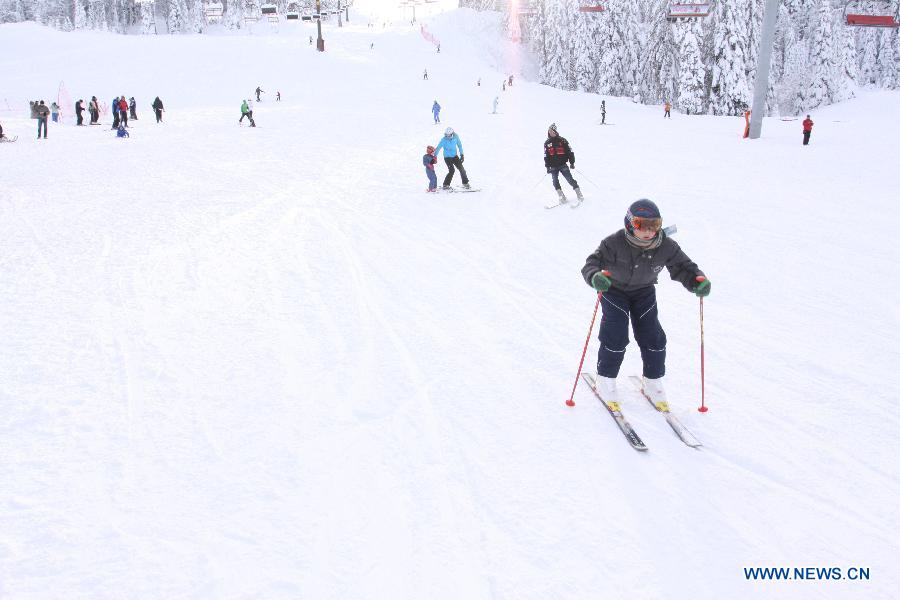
[1,8,898,600]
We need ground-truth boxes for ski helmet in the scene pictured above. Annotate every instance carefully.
[444,127,454,137]
[624,199,662,233]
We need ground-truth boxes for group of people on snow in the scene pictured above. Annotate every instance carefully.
[423,127,469,191]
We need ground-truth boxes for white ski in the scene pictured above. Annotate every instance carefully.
[628,376,702,448]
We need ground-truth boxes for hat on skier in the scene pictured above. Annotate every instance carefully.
[444,127,454,137]
[624,199,663,233]
[426,145,435,154]
[548,123,558,134]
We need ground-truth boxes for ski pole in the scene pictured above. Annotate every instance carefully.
[572,168,603,192]
[698,296,708,413]
[566,276,607,407]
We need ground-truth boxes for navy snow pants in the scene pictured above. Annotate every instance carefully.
[596,285,667,379]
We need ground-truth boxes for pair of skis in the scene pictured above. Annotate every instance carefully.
[544,197,582,210]
[580,373,701,450]
[432,186,481,193]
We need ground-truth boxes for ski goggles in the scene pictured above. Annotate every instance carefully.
[631,216,663,232]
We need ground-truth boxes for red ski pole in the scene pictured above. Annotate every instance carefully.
[566,286,604,407]
[698,295,708,413]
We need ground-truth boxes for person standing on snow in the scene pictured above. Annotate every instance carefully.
[129,97,138,120]
[255,87,265,102]
[434,127,470,189]
[89,96,100,124]
[276,91,281,101]
[581,199,709,404]
[544,123,582,204]
[118,96,129,128]
[492,96,499,114]
[423,145,438,192]
[239,99,256,127]
[111,97,120,129]
[35,100,50,139]
[664,101,671,118]
[601,100,606,125]
[432,100,441,123]
[50,101,60,123]
[76,99,85,126]
[152,96,164,123]
[423,69,428,80]
[802,115,814,146]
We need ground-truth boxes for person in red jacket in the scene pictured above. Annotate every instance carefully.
[119,96,129,128]
[802,114,814,146]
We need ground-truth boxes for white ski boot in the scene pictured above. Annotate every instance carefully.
[557,188,568,204]
[596,375,619,402]
[641,376,667,404]
[574,187,584,202]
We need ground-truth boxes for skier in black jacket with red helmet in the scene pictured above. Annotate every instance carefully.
[544,123,583,204]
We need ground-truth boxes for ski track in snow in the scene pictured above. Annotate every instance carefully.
[2,10,899,600]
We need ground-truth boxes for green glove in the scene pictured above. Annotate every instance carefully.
[591,271,611,292]
[693,276,710,297]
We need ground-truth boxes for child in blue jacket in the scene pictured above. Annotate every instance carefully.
[423,145,437,192]
[116,125,130,138]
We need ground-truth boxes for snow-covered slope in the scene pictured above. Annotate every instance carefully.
[1,12,898,600]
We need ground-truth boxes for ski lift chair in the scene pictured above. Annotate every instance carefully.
[667,1,711,20]
[205,0,224,21]
[844,0,899,26]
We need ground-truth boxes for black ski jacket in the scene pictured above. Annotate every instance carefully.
[544,136,575,168]
[152,98,164,110]
[582,230,703,293]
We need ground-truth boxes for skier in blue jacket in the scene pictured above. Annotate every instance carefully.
[432,100,441,123]
[434,127,470,189]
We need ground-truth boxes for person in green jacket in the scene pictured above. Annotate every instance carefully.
[239,99,256,127]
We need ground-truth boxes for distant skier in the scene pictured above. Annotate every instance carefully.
[152,96,164,123]
[111,97,120,129]
[502,81,506,91]
[35,100,49,139]
[423,145,438,192]
[601,100,606,124]
[477,78,481,87]
[370,42,374,50]
[240,99,256,127]
[76,99,85,126]
[116,124,130,138]
[581,199,710,404]
[492,96,499,114]
[508,74,513,86]
[544,123,582,204]
[89,96,100,124]
[664,101,671,118]
[802,115,814,145]
[256,87,265,102]
[434,127,470,190]
[50,101,60,123]
[423,69,428,80]
[118,96,129,128]
[276,91,281,101]
[129,97,137,120]
[309,35,313,45]
[432,100,441,123]
[437,43,440,53]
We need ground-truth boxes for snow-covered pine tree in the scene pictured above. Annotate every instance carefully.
[802,0,837,109]
[638,8,676,104]
[834,14,858,100]
[710,0,752,115]
[540,0,572,89]
[675,16,706,114]
[572,9,599,91]
[166,0,188,32]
